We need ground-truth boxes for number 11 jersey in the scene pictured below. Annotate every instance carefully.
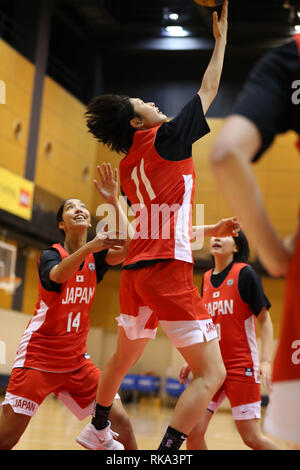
[119,94,210,267]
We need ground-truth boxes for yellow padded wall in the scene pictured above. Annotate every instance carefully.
[35,76,98,207]
[0,39,34,176]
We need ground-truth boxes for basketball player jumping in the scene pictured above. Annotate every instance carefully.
[77,1,232,451]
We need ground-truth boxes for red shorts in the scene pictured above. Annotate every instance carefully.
[208,377,261,420]
[1,360,119,420]
[117,260,218,347]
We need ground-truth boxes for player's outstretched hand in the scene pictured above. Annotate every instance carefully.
[213,216,241,238]
[94,163,118,205]
[213,0,228,42]
[89,224,126,252]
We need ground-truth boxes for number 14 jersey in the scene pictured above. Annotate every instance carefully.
[13,244,97,372]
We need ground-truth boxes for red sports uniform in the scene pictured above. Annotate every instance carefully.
[1,244,117,418]
[202,262,268,420]
[117,95,218,347]
[120,127,195,265]
[13,244,97,372]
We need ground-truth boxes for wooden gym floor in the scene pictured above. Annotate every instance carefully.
[0,394,288,451]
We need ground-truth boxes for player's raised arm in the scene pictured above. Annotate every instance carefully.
[49,229,125,284]
[193,216,240,240]
[198,0,228,115]
[94,163,134,266]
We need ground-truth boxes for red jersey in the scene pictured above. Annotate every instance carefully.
[119,126,195,266]
[202,263,260,383]
[13,244,97,372]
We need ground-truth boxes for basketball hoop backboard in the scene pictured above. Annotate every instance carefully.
[0,241,22,294]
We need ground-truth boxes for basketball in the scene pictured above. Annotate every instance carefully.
[194,0,225,7]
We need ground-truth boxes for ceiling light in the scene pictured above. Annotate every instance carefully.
[169,13,179,21]
[165,26,188,37]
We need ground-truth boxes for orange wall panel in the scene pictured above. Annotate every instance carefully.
[0,39,34,177]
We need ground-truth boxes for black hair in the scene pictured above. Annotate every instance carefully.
[85,94,138,154]
[56,199,69,238]
[233,230,250,263]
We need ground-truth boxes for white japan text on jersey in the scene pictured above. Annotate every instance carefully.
[202,263,260,383]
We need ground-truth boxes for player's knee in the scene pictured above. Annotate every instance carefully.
[193,361,225,394]
[198,373,222,397]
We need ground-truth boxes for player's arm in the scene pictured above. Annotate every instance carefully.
[209,39,298,277]
[94,163,134,266]
[192,216,240,240]
[49,244,92,284]
[105,185,134,265]
[198,0,228,115]
[239,267,274,389]
[39,250,62,291]
[256,308,274,391]
[49,231,124,283]
[210,115,291,277]
[104,237,130,266]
